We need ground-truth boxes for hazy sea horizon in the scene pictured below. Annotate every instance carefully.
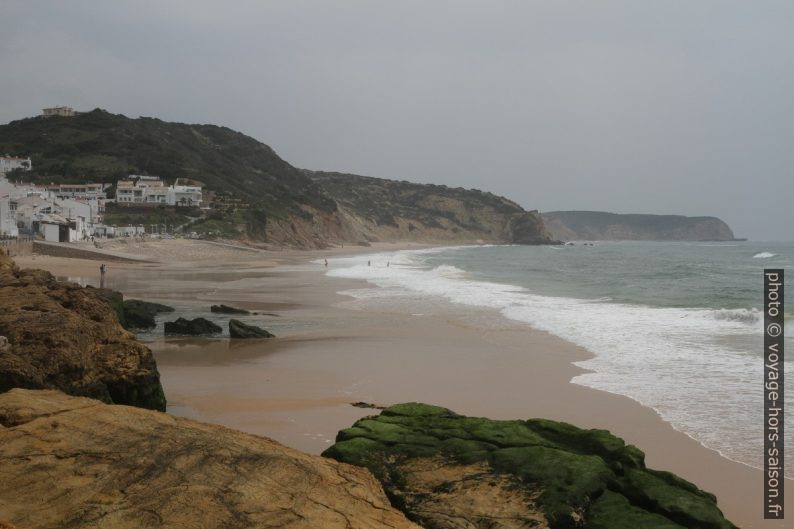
[325,240,792,478]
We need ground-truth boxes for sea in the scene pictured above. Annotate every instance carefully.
[325,241,792,477]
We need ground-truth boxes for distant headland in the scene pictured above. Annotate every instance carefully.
[542,210,742,241]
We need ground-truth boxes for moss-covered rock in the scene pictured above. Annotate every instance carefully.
[323,403,737,529]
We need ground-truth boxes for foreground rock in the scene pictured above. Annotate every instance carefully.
[0,389,419,529]
[211,304,250,314]
[123,299,175,329]
[164,317,222,335]
[0,251,166,411]
[229,319,275,339]
[324,403,737,529]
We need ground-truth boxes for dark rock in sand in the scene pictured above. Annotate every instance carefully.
[351,402,384,409]
[164,317,222,336]
[211,304,250,314]
[229,319,274,339]
[324,403,737,529]
[123,299,175,329]
[0,251,166,411]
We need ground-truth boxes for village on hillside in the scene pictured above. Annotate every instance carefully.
[0,110,213,245]
[0,167,206,243]
[0,107,212,244]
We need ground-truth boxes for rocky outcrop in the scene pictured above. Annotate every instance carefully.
[324,403,737,529]
[0,389,420,529]
[163,317,222,335]
[0,251,166,411]
[542,211,737,241]
[123,299,175,329]
[229,319,275,339]
[211,304,250,314]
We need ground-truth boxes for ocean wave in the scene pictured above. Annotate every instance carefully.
[753,252,777,258]
[432,265,467,278]
[710,308,761,324]
[325,246,792,478]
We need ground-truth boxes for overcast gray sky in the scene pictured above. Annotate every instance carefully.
[1,1,792,240]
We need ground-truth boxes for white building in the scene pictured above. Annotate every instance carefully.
[42,106,76,117]
[39,215,69,242]
[117,175,202,207]
[47,183,107,200]
[0,156,32,174]
[54,198,92,240]
[0,175,104,241]
[169,182,203,207]
[0,196,18,238]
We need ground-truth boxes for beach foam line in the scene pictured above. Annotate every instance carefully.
[325,246,792,478]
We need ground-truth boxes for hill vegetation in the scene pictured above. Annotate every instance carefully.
[0,109,333,218]
[0,109,556,247]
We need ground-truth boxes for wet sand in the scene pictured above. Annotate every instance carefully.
[15,241,791,528]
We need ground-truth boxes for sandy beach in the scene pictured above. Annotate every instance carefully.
[15,239,791,529]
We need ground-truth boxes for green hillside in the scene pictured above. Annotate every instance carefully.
[0,109,556,247]
[0,109,334,218]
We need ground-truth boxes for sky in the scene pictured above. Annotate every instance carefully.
[1,1,792,240]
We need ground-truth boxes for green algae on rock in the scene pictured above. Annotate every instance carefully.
[323,403,737,529]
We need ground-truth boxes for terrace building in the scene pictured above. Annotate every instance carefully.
[47,183,107,200]
[116,175,203,207]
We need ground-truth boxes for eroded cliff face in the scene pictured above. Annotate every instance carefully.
[324,403,738,529]
[542,211,737,241]
[282,172,558,247]
[0,389,420,529]
[0,251,165,410]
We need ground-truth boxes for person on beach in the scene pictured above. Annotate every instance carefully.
[99,263,107,288]
[387,261,390,268]
[324,259,328,267]
[367,260,371,266]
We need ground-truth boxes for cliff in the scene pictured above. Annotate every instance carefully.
[0,389,419,529]
[0,251,165,410]
[542,211,737,241]
[0,110,556,247]
[310,171,555,245]
[324,403,738,529]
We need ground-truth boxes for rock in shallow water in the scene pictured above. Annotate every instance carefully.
[211,304,250,314]
[0,389,420,529]
[229,319,274,339]
[123,299,175,329]
[164,317,222,335]
[323,403,738,529]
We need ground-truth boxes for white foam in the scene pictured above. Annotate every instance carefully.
[753,252,777,258]
[326,247,792,477]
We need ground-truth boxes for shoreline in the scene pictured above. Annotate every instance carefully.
[12,240,791,528]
